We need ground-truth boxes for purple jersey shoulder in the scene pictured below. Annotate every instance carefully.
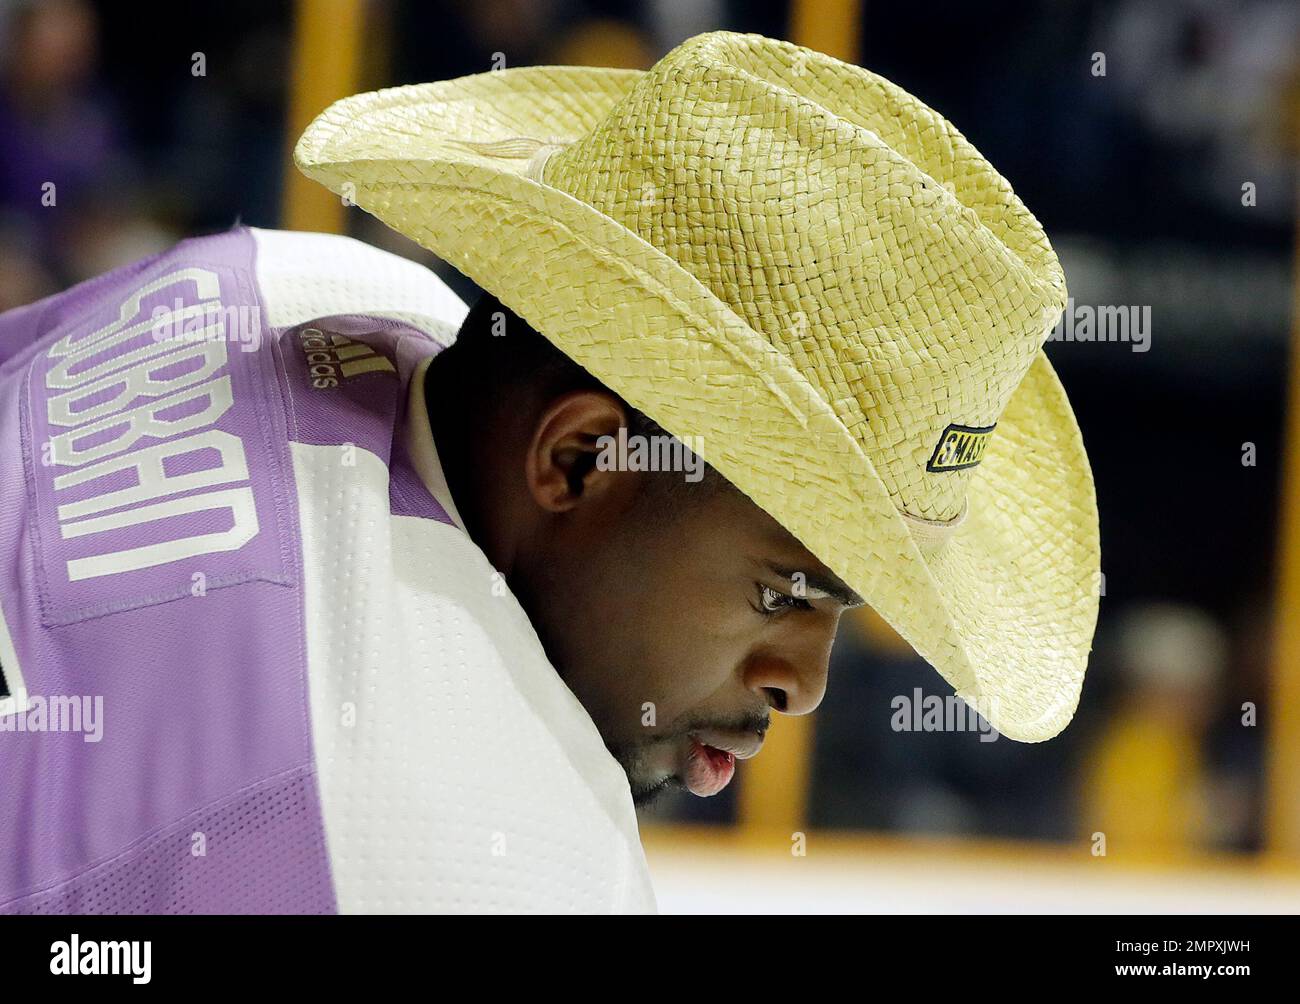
[0,226,447,912]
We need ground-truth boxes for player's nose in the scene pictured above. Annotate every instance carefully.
[740,635,833,716]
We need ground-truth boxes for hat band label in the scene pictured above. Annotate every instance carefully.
[927,423,996,472]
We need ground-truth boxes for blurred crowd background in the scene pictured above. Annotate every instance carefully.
[3,0,1297,864]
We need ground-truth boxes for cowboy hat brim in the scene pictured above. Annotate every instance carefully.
[294,66,1100,742]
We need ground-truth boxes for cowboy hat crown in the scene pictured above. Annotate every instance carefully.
[537,31,1067,525]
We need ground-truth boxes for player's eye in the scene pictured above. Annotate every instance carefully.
[755,583,814,618]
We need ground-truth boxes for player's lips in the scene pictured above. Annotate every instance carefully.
[682,728,764,798]
[689,727,764,761]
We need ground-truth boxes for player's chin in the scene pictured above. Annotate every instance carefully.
[629,773,683,807]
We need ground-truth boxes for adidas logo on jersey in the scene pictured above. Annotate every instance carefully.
[299,327,396,388]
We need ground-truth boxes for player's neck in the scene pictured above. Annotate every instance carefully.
[424,347,500,560]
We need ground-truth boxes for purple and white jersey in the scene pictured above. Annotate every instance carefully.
[0,226,657,914]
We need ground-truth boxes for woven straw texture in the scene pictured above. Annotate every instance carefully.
[294,30,1100,742]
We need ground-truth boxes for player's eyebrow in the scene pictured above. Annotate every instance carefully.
[763,562,865,609]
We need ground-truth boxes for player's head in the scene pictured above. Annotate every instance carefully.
[426,293,863,803]
[303,31,1101,751]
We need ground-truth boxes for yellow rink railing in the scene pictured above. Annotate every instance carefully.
[1267,176,1300,860]
[282,0,366,234]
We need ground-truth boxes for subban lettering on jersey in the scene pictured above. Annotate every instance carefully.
[26,253,293,624]
[41,268,255,582]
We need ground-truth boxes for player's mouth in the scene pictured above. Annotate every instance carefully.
[682,729,764,797]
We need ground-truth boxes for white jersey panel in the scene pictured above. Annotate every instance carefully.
[291,441,657,914]
[250,228,468,340]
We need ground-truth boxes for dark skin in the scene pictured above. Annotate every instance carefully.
[426,362,864,805]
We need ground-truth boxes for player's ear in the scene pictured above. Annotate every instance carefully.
[524,390,628,512]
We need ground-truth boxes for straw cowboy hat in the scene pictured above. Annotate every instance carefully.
[294,30,1100,742]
